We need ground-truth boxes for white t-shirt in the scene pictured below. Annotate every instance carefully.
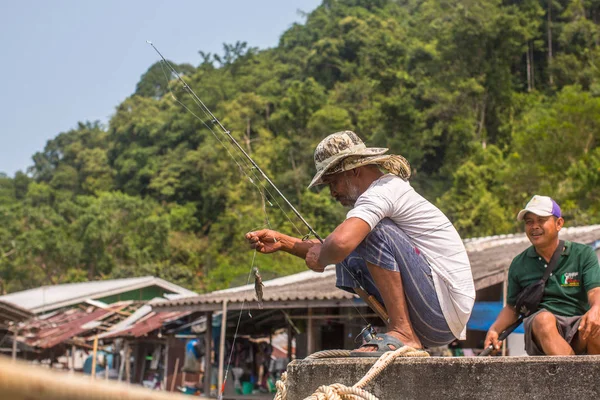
[346,174,475,339]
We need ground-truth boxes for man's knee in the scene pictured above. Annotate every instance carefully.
[531,311,558,337]
[587,337,600,354]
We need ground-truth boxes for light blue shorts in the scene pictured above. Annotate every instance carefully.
[336,218,456,347]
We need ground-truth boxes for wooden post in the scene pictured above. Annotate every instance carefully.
[287,324,293,361]
[70,345,76,373]
[204,311,213,396]
[217,300,228,396]
[125,344,131,383]
[162,339,169,391]
[138,344,147,385]
[11,327,17,362]
[170,358,179,392]
[118,341,128,382]
[91,336,98,379]
[307,307,314,355]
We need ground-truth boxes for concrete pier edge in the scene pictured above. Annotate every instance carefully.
[286,355,600,400]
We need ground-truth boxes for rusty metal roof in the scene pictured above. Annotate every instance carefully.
[17,302,139,349]
[154,225,600,311]
[99,310,190,339]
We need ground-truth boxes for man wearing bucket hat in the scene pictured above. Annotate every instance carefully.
[246,131,475,354]
[484,195,600,355]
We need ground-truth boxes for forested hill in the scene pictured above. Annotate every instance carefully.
[1,0,599,294]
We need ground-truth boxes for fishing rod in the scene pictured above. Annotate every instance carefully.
[147,41,322,243]
[479,317,523,357]
[147,41,390,326]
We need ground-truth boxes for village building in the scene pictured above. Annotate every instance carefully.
[152,224,600,397]
[0,227,598,398]
[0,276,197,391]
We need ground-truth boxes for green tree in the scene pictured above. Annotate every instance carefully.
[135,61,195,99]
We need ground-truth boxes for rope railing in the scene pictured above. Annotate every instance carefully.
[0,356,196,400]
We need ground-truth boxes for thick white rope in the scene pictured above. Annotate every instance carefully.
[274,345,429,400]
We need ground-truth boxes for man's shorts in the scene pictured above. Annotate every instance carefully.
[523,309,583,355]
[335,218,455,348]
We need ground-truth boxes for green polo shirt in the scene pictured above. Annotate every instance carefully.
[507,241,600,317]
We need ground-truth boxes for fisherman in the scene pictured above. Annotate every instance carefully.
[246,131,475,354]
[485,195,600,355]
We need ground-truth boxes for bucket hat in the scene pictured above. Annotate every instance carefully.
[308,131,410,188]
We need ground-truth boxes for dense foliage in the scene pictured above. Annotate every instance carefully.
[2,0,600,294]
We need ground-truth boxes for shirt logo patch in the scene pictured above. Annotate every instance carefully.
[561,272,580,287]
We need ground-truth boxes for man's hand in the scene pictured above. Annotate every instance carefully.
[305,243,326,273]
[484,329,502,354]
[245,229,282,254]
[579,305,600,341]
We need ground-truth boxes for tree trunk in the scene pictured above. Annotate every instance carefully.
[477,93,487,148]
[548,0,553,85]
[526,42,532,92]
[595,9,599,47]
[531,43,535,90]
[88,262,96,281]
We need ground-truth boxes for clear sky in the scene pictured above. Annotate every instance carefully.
[0,0,322,177]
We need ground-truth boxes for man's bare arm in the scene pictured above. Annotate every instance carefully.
[579,287,600,340]
[318,217,371,266]
[484,305,520,350]
[587,287,600,308]
[245,229,319,259]
[279,234,320,259]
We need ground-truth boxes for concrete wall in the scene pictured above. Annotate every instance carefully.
[286,355,600,400]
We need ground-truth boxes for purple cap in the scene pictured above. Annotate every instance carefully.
[517,195,562,221]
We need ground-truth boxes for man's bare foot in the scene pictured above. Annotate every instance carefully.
[354,330,422,352]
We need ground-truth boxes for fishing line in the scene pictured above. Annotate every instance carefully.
[157,59,305,238]
[151,42,311,239]
[217,250,258,399]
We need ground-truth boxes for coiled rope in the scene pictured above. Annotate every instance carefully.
[274,345,429,400]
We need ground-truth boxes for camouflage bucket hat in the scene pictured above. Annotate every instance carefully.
[308,131,388,188]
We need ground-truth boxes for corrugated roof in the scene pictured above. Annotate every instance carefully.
[0,276,197,314]
[155,267,351,310]
[155,225,600,311]
[0,300,33,330]
[17,302,137,349]
[99,310,190,339]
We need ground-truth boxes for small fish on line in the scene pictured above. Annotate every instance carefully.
[254,267,264,309]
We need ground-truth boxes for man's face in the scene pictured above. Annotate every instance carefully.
[323,170,361,207]
[524,213,563,247]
